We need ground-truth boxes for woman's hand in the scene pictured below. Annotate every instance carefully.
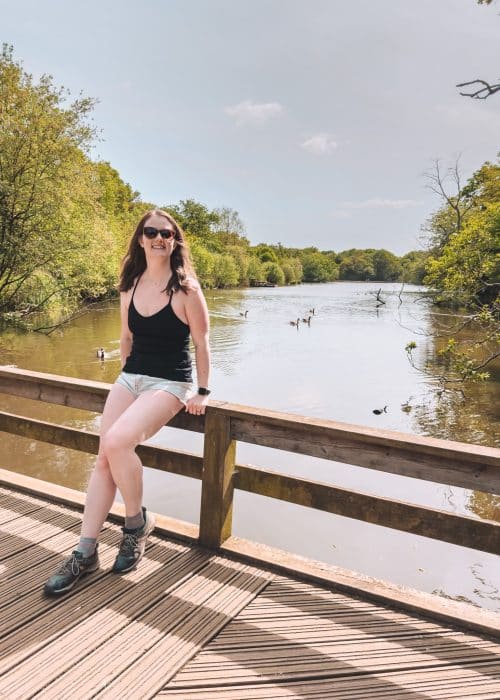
[185,393,210,415]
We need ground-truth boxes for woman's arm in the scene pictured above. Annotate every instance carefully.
[119,290,133,369]
[184,282,211,413]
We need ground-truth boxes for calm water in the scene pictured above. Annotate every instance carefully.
[1,282,499,609]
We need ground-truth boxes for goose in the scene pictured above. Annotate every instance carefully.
[401,396,413,413]
[309,308,315,315]
[96,347,105,360]
[372,405,387,415]
[302,316,312,324]
[289,318,300,327]
[239,310,248,317]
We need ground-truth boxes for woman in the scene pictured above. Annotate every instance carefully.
[44,209,210,595]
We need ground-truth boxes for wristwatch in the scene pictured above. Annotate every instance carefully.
[198,387,211,396]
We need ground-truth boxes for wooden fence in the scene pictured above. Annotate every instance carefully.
[0,366,499,556]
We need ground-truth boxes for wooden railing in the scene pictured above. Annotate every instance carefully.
[0,367,499,556]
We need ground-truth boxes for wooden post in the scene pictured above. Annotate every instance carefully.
[199,410,236,548]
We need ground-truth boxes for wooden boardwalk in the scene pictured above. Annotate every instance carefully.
[1,484,499,700]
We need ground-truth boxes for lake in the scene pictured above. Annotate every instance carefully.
[1,282,498,609]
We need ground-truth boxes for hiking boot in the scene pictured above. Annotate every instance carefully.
[112,507,156,574]
[43,546,100,596]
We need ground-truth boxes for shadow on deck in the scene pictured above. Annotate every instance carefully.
[1,483,499,700]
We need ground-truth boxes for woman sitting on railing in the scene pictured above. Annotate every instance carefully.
[44,209,211,596]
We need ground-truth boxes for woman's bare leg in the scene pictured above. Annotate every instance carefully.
[79,383,136,539]
[101,390,183,517]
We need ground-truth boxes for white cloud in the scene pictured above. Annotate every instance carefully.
[301,133,338,155]
[341,198,421,209]
[224,100,284,125]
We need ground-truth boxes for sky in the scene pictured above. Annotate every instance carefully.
[1,0,499,254]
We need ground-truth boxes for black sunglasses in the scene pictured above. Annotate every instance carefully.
[143,226,176,240]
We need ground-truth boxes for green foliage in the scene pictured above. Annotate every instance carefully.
[425,205,500,305]
[338,250,375,280]
[226,246,250,286]
[424,160,500,306]
[280,257,303,284]
[254,245,278,263]
[400,251,429,284]
[263,261,285,285]
[413,157,500,389]
[247,256,266,285]
[213,254,239,288]
[165,199,219,241]
[300,251,337,282]
[372,249,402,281]
[190,242,216,288]
[0,45,117,316]
[212,207,246,238]
[95,161,139,220]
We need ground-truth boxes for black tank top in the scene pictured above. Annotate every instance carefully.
[122,275,193,382]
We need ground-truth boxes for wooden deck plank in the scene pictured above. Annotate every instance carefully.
[0,522,109,608]
[0,540,209,682]
[0,495,85,559]
[167,577,500,689]
[0,491,51,523]
[159,661,500,698]
[28,559,273,699]
[0,484,499,700]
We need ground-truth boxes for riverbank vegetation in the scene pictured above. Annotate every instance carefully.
[407,157,499,387]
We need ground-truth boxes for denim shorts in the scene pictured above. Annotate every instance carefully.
[115,371,195,405]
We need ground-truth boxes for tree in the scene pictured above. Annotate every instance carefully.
[0,44,114,317]
[253,244,278,263]
[213,254,239,288]
[190,242,216,288]
[263,261,285,285]
[95,161,139,220]
[247,256,266,285]
[338,250,375,280]
[400,251,429,284]
[407,158,500,389]
[300,252,330,282]
[421,158,476,252]
[165,199,219,240]
[95,161,142,255]
[372,249,402,281]
[212,207,246,236]
[425,200,500,306]
[424,159,500,305]
[281,257,303,284]
[226,246,250,286]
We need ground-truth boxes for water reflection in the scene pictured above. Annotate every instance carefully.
[408,311,500,447]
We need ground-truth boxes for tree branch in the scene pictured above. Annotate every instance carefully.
[456,79,500,99]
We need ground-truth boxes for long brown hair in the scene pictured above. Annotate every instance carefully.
[119,209,196,294]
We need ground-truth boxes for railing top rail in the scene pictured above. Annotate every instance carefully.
[1,365,498,464]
